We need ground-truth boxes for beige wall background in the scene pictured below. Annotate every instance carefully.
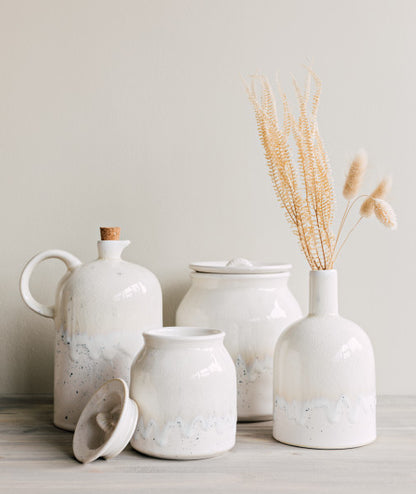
[0,0,414,395]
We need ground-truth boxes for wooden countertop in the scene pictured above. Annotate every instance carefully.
[0,396,415,493]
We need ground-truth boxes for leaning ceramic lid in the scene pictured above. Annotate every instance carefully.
[190,257,292,274]
[73,378,138,464]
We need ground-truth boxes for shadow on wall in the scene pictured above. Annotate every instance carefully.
[161,278,190,326]
[11,306,55,394]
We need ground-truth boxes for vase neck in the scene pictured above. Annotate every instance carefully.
[309,270,338,316]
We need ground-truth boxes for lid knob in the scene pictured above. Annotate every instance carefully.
[100,227,121,241]
[96,406,121,433]
[226,257,253,268]
[73,378,138,464]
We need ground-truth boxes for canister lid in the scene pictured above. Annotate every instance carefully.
[73,378,138,464]
[189,258,292,274]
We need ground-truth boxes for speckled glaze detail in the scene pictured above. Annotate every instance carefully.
[176,265,301,422]
[130,327,237,459]
[273,270,377,449]
[133,413,236,458]
[236,355,273,384]
[54,329,139,429]
[273,394,377,449]
[274,394,377,425]
[20,240,163,431]
[235,355,274,421]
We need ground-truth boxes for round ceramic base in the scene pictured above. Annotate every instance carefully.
[274,435,377,450]
[131,411,236,461]
[273,396,377,450]
[54,421,75,432]
[133,445,234,460]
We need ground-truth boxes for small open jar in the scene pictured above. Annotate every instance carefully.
[73,327,237,463]
[130,327,236,459]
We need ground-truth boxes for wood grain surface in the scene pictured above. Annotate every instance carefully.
[0,396,415,493]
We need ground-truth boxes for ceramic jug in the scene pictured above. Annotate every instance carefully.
[273,270,376,449]
[73,327,237,463]
[20,227,162,431]
[176,258,301,421]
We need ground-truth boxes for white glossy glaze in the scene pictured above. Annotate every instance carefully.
[130,327,237,459]
[20,240,162,431]
[273,270,376,449]
[176,268,301,421]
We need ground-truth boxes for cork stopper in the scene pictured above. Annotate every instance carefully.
[100,227,120,241]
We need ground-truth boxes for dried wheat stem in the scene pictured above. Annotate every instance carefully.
[292,76,326,268]
[246,69,396,269]
[360,197,375,218]
[335,196,397,262]
[246,69,335,270]
[333,200,350,251]
[334,216,363,262]
[331,194,368,266]
[343,150,367,200]
[360,176,392,217]
[373,199,397,230]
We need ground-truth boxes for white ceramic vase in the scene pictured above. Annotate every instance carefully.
[20,238,162,431]
[176,259,301,421]
[130,327,237,459]
[273,270,376,449]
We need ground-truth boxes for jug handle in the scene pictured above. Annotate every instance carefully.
[20,250,82,319]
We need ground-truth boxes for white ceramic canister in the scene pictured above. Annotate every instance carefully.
[176,259,302,421]
[273,270,376,449]
[130,327,237,459]
[20,227,162,431]
[73,327,237,463]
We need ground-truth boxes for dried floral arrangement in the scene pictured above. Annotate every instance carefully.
[245,68,397,270]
